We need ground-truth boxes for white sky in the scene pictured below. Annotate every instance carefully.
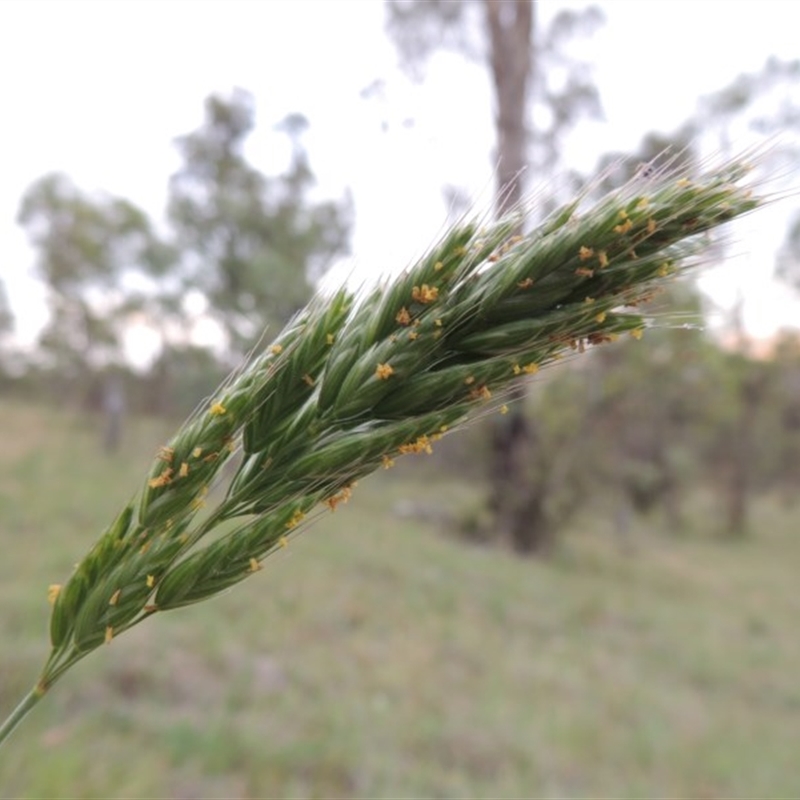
[1,0,799,361]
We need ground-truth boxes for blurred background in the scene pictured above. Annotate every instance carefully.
[1,1,800,796]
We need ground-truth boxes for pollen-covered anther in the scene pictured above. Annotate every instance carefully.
[647,218,657,234]
[575,267,594,278]
[325,486,353,511]
[470,384,492,401]
[396,306,412,325]
[148,467,173,489]
[630,328,644,340]
[376,363,394,380]
[614,219,633,235]
[47,584,61,605]
[109,589,121,607]
[411,284,439,304]
[398,435,433,455]
[517,278,534,289]
[302,374,315,387]
[209,402,226,416]
[579,245,594,261]
[270,344,283,355]
[105,626,114,644]
[249,558,261,573]
[285,510,305,530]
[179,462,189,478]
[382,454,395,469]
[598,251,609,268]
[157,446,175,463]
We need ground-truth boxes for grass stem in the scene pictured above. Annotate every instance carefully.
[0,687,44,749]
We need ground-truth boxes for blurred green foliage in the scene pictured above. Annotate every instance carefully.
[445,282,800,549]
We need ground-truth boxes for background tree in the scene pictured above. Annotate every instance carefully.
[167,89,352,360]
[0,280,14,388]
[777,217,800,289]
[448,279,789,549]
[690,56,800,534]
[17,173,171,409]
[385,0,603,552]
[15,91,353,420]
[676,56,800,296]
[768,335,800,507]
[0,280,12,343]
[385,1,603,206]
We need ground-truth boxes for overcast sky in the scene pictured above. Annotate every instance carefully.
[1,0,799,356]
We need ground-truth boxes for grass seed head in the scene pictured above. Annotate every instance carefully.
[33,153,764,699]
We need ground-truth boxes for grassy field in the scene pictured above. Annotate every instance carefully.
[0,399,799,798]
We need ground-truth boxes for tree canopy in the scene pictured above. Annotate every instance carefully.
[167,89,352,357]
[15,90,353,410]
[17,173,171,374]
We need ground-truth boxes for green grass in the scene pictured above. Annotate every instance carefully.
[1,400,799,798]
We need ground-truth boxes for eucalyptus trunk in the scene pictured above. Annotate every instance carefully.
[485,0,538,550]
